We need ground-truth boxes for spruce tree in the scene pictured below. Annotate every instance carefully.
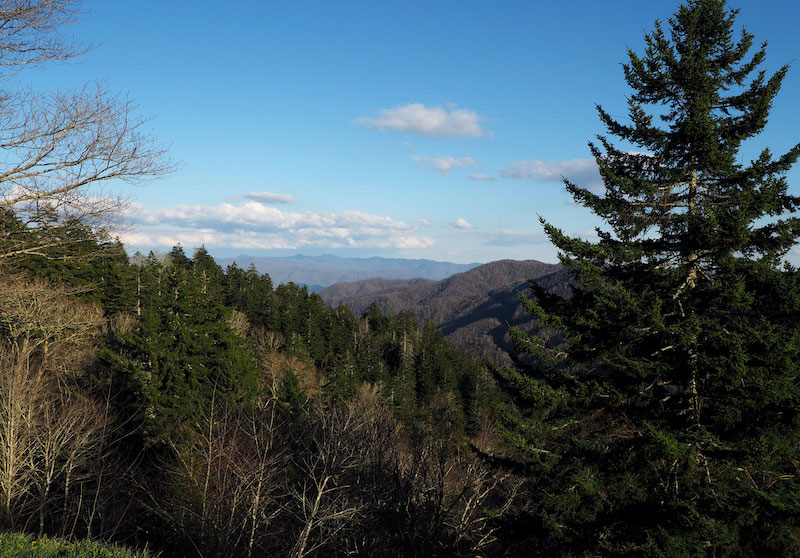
[500,1,800,555]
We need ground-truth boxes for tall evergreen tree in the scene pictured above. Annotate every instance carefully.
[500,1,800,555]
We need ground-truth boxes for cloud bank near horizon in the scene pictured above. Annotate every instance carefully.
[121,200,435,252]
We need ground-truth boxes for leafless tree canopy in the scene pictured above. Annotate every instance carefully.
[0,0,84,71]
[0,275,107,532]
[0,0,174,264]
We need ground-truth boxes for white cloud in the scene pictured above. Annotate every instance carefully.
[418,219,429,226]
[454,218,474,230]
[119,229,300,252]
[500,158,603,192]
[122,200,434,253]
[119,232,155,246]
[413,154,477,175]
[393,236,436,249]
[355,103,484,138]
[469,173,496,181]
[129,201,411,233]
[243,191,295,204]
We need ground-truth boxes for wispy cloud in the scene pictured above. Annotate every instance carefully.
[355,103,484,138]
[413,154,477,175]
[454,218,474,230]
[243,191,295,204]
[469,173,496,182]
[484,228,543,246]
[500,158,602,192]
[121,201,434,252]
[576,229,600,241]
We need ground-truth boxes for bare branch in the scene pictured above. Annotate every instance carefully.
[0,0,86,73]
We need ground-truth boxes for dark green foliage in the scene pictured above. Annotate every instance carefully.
[0,209,138,314]
[279,367,308,414]
[104,249,258,444]
[223,262,277,329]
[322,352,357,405]
[167,244,192,269]
[364,302,390,335]
[95,244,139,315]
[500,1,800,555]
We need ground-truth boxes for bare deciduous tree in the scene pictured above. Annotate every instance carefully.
[33,386,103,535]
[0,275,106,531]
[152,393,287,558]
[289,400,366,558]
[227,309,250,338]
[0,0,174,265]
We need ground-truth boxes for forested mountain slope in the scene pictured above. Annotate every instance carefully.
[320,259,570,362]
[318,276,437,301]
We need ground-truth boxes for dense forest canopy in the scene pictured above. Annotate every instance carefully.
[0,216,517,555]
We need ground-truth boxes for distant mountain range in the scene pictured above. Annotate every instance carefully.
[320,259,570,362]
[215,254,481,290]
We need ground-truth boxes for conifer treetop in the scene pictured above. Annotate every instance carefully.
[560,0,799,274]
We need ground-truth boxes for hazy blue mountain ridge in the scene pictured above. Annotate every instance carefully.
[215,254,480,288]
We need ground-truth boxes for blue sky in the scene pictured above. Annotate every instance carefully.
[44,0,800,264]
